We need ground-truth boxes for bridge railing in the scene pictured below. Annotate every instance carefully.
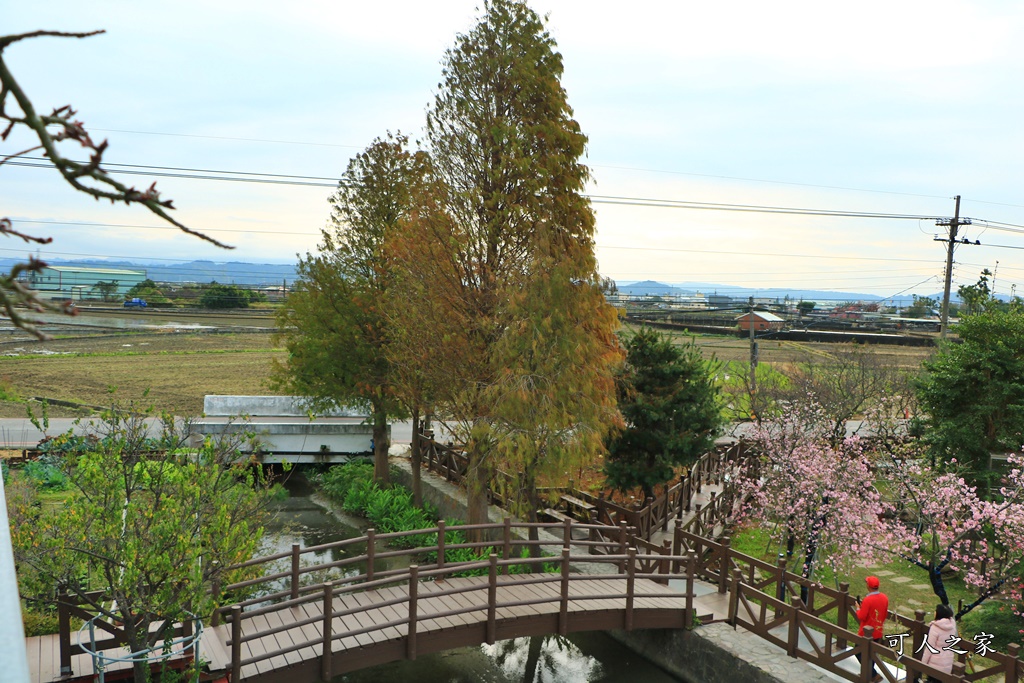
[635,526,1024,683]
[419,433,746,543]
[212,519,649,620]
[216,529,701,682]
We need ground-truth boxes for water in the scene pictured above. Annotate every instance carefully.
[263,472,681,683]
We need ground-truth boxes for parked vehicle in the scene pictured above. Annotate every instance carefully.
[123,298,147,308]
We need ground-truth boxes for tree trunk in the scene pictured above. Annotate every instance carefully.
[522,635,544,683]
[125,618,150,683]
[525,463,541,564]
[466,453,490,545]
[411,410,422,507]
[372,402,390,486]
[928,562,951,606]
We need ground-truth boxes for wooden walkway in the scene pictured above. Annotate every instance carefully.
[203,573,688,683]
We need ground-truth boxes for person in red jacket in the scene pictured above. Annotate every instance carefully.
[856,575,889,683]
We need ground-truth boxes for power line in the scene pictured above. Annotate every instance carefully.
[91,128,363,150]
[14,218,947,266]
[598,244,938,264]
[15,218,318,237]
[587,194,939,220]
[10,156,952,221]
[591,163,949,201]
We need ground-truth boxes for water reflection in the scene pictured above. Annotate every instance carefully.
[257,472,410,597]
[334,632,680,683]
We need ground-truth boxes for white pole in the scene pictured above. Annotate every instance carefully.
[0,474,30,682]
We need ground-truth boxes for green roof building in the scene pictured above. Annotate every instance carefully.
[28,265,147,301]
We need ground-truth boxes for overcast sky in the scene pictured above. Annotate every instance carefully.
[4,1,1024,298]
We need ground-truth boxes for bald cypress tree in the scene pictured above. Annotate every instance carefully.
[274,134,429,484]
[409,0,623,530]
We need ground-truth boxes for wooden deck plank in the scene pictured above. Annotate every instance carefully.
[262,608,303,669]
[247,613,287,676]
[375,587,415,639]
[422,582,477,629]
[415,582,460,632]
[350,590,404,643]
[199,623,233,673]
[295,602,326,662]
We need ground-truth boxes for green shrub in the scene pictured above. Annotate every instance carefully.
[21,456,68,491]
[22,608,59,636]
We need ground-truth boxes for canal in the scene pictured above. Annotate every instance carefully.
[263,472,682,683]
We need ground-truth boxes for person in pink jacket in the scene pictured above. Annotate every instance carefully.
[920,603,957,682]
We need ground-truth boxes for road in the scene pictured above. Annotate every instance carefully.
[0,417,417,451]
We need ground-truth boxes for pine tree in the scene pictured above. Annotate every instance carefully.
[605,327,723,501]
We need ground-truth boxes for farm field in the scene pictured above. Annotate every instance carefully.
[0,314,936,419]
[0,331,282,417]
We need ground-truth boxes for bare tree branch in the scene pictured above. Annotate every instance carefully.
[0,29,233,338]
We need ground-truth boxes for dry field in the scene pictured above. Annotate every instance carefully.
[0,331,283,417]
[0,315,936,419]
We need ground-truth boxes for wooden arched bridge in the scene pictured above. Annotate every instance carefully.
[204,521,701,683]
[36,520,709,683]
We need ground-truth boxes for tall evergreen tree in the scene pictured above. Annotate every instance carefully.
[274,134,429,484]
[605,327,723,501]
[398,0,622,530]
[917,309,1024,489]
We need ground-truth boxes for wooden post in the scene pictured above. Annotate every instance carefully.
[366,529,376,582]
[658,540,670,584]
[911,609,926,665]
[787,597,803,658]
[684,552,696,628]
[952,661,966,680]
[321,582,333,681]
[860,627,874,683]
[559,548,570,636]
[503,517,512,575]
[717,536,732,594]
[836,581,850,651]
[231,605,243,683]
[487,554,498,644]
[775,555,787,619]
[618,521,629,574]
[407,566,419,660]
[437,520,446,570]
[563,517,572,549]
[1005,643,1020,683]
[727,568,741,627]
[672,526,683,574]
[290,542,301,601]
[58,589,72,676]
[625,548,636,631]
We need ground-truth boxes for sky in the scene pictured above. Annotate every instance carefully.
[4,1,1024,300]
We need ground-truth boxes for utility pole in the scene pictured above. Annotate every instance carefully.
[937,195,968,340]
[748,296,757,411]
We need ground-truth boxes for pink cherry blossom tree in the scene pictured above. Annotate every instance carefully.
[735,400,906,596]
[877,444,1024,618]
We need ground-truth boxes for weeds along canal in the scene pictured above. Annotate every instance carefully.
[262,470,683,683]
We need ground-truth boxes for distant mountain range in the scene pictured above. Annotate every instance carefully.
[0,260,979,305]
[615,280,954,307]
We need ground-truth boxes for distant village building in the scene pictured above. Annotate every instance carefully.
[736,310,785,332]
[28,265,147,301]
